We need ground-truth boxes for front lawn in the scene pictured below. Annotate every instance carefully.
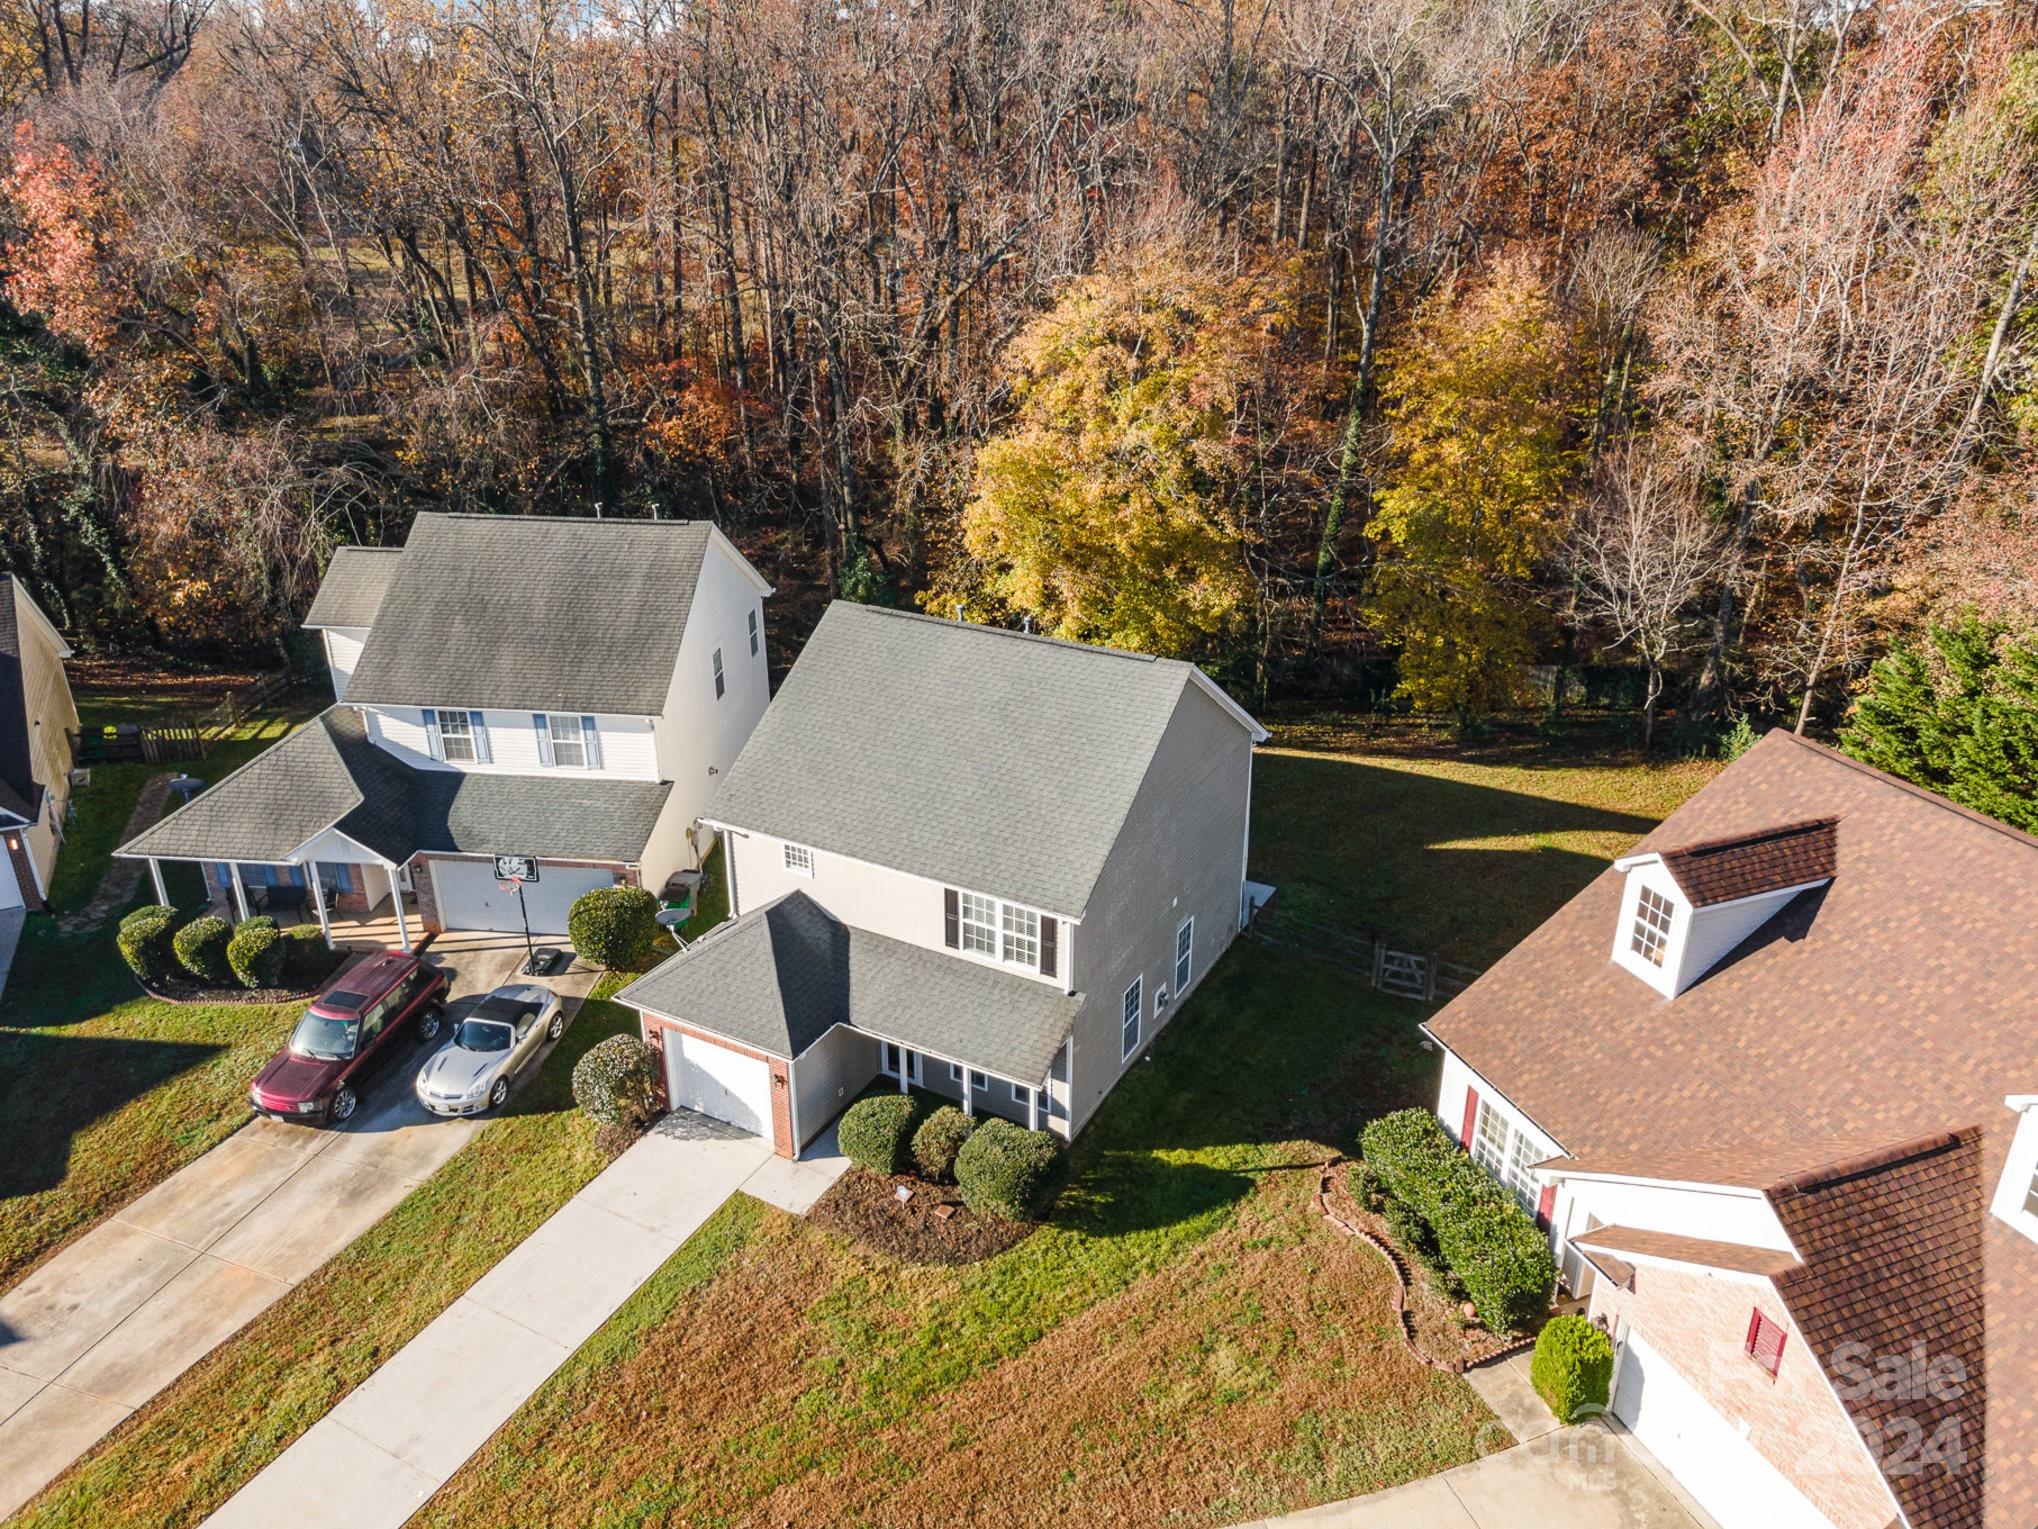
[16,981,651,1529]
[0,699,319,1292]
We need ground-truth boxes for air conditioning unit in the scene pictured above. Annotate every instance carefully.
[69,767,91,789]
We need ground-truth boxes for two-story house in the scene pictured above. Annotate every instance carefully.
[1425,729,2036,1529]
[119,514,773,948]
[618,602,1267,1157]
[0,575,80,912]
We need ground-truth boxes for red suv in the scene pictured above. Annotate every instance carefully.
[250,952,449,1125]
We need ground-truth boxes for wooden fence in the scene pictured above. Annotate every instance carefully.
[71,663,316,768]
[1246,905,1482,1003]
[196,665,312,741]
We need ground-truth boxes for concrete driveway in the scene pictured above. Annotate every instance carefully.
[0,940,588,1518]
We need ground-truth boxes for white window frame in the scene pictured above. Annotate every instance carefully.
[783,842,815,877]
[1121,976,1143,1061]
[712,647,726,700]
[948,1062,963,1083]
[879,1041,921,1085]
[1000,902,1040,968]
[545,712,588,770]
[1990,1101,2038,1245]
[1175,916,1194,994]
[1473,1098,1540,1213]
[748,608,760,657]
[969,1069,987,1091]
[1631,884,1674,967]
[435,708,477,763]
[951,887,1049,973]
[957,890,998,956]
[1010,1081,1032,1107]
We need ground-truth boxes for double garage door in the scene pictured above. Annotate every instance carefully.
[430,858,617,936]
[1613,1331,1836,1529]
[662,1030,773,1137]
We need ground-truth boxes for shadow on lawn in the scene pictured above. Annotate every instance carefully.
[0,1030,225,1199]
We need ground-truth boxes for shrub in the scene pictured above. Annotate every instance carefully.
[282,924,336,985]
[1532,1314,1615,1423]
[1360,1107,1556,1332]
[117,904,179,984]
[567,885,661,970]
[226,920,286,989]
[954,1117,1068,1220]
[172,915,234,982]
[838,1093,927,1176]
[571,1034,663,1128]
[911,1106,976,1183]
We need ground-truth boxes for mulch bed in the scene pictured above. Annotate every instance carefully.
[807,1165,1036,1265]
[1317,1163,1535,1372]
[595,1121,649,1160]
[131,970,329,1006]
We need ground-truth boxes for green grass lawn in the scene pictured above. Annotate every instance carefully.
[0,698,319,1291]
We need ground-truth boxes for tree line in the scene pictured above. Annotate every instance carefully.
[0,0,2033,744]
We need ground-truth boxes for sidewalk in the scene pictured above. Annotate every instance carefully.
[205,1111,848,1529]
[1240,1353,1719,1529]
[0,944,586,1517]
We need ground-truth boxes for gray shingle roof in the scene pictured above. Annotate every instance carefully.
[621,891,1083,1079]
[708,603,1258,916]
[303,546,404,629]
[118,706,672,867]
[341,514,717,714]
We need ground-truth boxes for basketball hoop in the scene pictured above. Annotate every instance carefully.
[498,879,517,893]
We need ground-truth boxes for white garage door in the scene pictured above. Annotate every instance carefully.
[0,848,21,911]
[1613,1331,1835,1529]
[430,859,616,936]
[664,1031,773,1137]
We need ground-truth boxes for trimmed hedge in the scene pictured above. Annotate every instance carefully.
[1532,1314,1615,1423]
[571,1034,663,1127]
[226,919,286,989]
[911,1105,976,1183]
[282,924,338,985]
[1359,1108,1556,1333]
[117,905,179,984]
[172,915,235,982]
[954,1117,1068,1221]
[567,885,661,970]
[838,1093,928,1176]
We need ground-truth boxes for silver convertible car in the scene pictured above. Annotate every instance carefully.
[414,983,565,1116]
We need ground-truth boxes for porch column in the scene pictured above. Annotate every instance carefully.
[309,867,333,947]
[896,1062,908,1095]
[388,863,413,953]
[148,858,168,906]
[1028,1082,1042,1132]
[228,861,251,922]
[961,1074,973,1118]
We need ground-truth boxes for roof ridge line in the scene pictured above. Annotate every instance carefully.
[1771,729,2038,855]
[1767,1125,1980,1197]
[837,602,1168,665]
[1659,816,1839,859]
[421,511,713,528]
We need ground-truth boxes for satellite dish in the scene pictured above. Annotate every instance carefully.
[654,907,690,929]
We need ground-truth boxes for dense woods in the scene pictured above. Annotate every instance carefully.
[2,0,2035,740]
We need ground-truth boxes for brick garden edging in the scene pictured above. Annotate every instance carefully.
[1314,1158,1538,1375]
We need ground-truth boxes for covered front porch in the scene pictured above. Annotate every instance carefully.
[140,849,422,953]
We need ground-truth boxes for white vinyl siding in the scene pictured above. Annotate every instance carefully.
[364,707,657,779]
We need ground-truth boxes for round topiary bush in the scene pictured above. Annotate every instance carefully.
[911,1105,976,1183]
[282,924,336,985]
[226,920,286,989]
[117,904,179,984]
[954,1117,1068,1220]
[1531,1314,1615,1424]
[571,1033,664,1127]
[567,885,661,970]
[172,915,235,983]
[838,1093,927,1175]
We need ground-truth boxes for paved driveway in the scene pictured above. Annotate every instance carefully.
[206,1111,848,1529]
[0,942,583,1517]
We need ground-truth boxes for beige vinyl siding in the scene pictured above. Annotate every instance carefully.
[790,1025,879,1149]
[1066,681,1251,1134]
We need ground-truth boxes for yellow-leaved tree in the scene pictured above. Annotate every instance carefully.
[1366,255,1585,717]
[934,252,1298,660]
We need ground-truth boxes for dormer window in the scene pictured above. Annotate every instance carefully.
[1992,1097,2038,1245]
[1631,886,1675,967]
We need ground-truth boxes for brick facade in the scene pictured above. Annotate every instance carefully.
[1591,1260,1896,1529]
[4,828,43,911]
[407,853,442,933]
[640,1014,796,1159]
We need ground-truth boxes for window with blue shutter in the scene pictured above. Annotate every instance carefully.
[532,713,553,767]
[423,709,444,761]
[580,716,603,770]
[469,711,492,764]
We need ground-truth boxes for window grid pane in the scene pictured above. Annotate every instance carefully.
[1176,920,1193,991]
[958,892,997,956]
[1630,885,1673,966]
[437,710,475,763]
[1001,903,1040,967]
[783,843,814,876]
[1473,1101,1509,1178]
[548,714,586,769]
[1121,978,1142,1059]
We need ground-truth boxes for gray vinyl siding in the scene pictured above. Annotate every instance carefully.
[1067,683,1252,1134]
[791,1025,879,1148]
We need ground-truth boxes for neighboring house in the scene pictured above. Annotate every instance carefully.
[1425,729,2036,1529]
[619,602,1267,1158]
[0,576,80,911]
[118,514,773,948]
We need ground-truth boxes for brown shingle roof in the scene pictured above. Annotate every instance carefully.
[1427,729,2038,1528]
[1573,1225,1801,1278]
[1655,816,1839,906]
[1767,1130,1987,1529]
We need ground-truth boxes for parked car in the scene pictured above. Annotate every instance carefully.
[249,951,449,1125]
[414,984,565,1116]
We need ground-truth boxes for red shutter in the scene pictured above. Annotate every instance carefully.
[1745,1308,1787,1377]
[1535,1181,1557,1230]
[1460,1087,1480,1148]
